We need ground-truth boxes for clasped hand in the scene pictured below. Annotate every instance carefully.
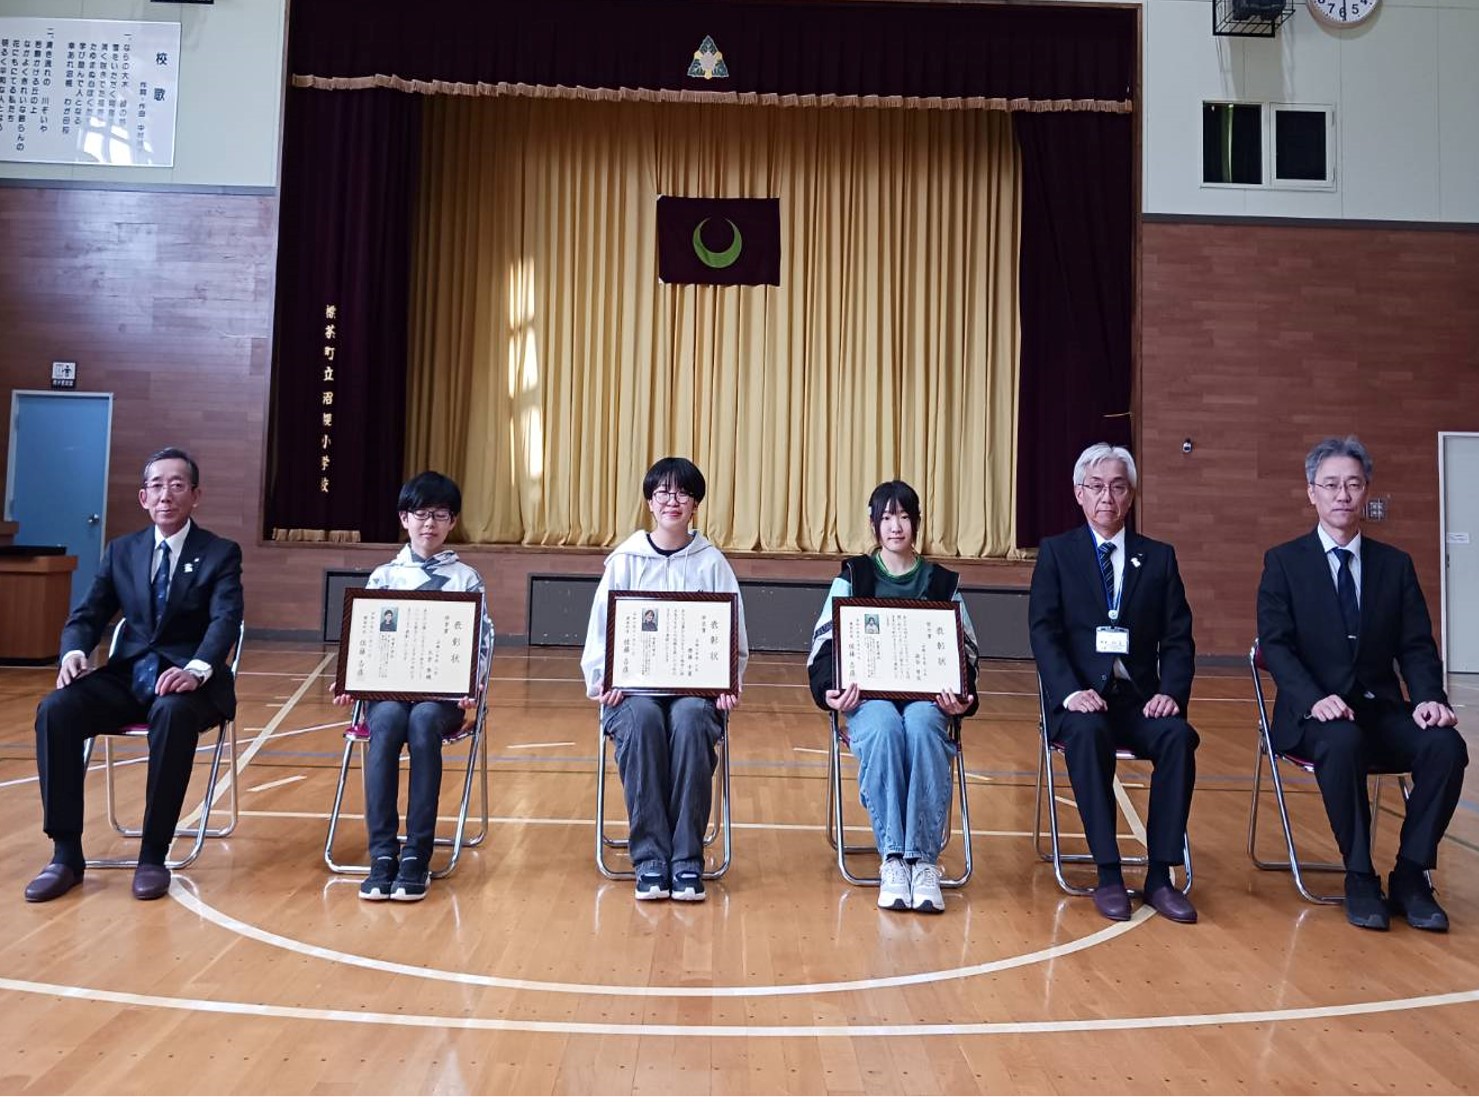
[825,683,973,716]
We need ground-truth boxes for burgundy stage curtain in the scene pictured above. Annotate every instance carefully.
[288,0,1135,110]
[266,87,422,542]
[1012,111,1135,548]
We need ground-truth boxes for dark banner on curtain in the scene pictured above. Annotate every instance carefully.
[1012,112,1135,548]
[266,87,423,542]
[657,196,780,285]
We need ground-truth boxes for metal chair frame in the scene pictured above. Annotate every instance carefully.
[595,710,731,881]
[1032,674,1193,896]
[323,685,491,880]
[1245,639,1415,905]
[82,619,246,872]
[823,709,973,888]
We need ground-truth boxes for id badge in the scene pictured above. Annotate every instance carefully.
[1096,626,1130,655]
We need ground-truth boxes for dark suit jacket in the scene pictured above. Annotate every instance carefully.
[60,521,244,718]
[1028,526,1196,738]
[1256,529,1447,752]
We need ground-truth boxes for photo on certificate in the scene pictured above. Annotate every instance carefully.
[604,590,739,696]
[832,597,966,701]
[335,589,482,702]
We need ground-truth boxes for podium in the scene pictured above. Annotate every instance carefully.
[0,550,77,661]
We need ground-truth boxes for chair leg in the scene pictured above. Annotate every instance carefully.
[829,723,879,886]
[940,743,972,889]
[1042,743,1095,895]
[322,737,373,876]
[595,727,634,881]
[703,733,732,881]
[430,726,485,880]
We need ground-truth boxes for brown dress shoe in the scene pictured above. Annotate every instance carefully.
[1145,885,1198,924]
[131,863,172,901]
[24,862,83,903]
[1092,883,1133,921]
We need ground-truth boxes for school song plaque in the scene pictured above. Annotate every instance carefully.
[604,590,739,696]
[336,589,482,701]
[832,597,966,702]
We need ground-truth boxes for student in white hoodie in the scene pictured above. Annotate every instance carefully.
[581,457,749,902]
[332,472,494,903]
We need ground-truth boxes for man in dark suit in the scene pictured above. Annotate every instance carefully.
[1029,443,1199,923]
[1258,435,1466,932]
[25,447,244,903]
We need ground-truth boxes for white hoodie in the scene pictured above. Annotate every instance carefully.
[580,529,750,698]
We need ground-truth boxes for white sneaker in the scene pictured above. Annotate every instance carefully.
[878,857,913,911]
[911,862,945,914]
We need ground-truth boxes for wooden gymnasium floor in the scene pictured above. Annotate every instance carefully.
[0,644,1477,1095]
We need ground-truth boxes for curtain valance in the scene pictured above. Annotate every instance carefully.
[289,0,1136,113]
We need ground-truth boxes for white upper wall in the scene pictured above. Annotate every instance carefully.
[1144,0,1479,221]
[0,0,286,188]
[0,0,1470,221]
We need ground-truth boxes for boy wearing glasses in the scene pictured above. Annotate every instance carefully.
[26,447,244,904]
[1258,435,1465,932]
[333,471,494,902]
[1028,442,1200,924]
[580,457,749,901]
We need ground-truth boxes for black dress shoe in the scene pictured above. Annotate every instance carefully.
[1388,868,1449,932]
[131,863,171,901]
[24,862,83,903]
[1343,873,1390,931]
[1145,885,1198,924]
[1092,883,1132,922]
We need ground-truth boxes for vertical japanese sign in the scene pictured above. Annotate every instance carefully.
[0,17,180,166]
[320,303,338,494]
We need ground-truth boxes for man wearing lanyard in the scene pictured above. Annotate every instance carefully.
[1258,435,1465,931]
[1029,443,1200,923]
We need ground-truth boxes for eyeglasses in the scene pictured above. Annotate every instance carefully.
[407,508,454,523]
[1078,481,1132,499]
[1312,479,1368,496]
[142,478,192,497]
[651,488,694,504]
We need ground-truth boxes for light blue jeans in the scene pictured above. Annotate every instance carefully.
[845,700,955,864]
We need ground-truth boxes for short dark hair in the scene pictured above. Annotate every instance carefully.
[141,447,199,488]
[1304,435,1373,484]
[867,480,921,541]
[642,457,706,504]
[397,471,462,515]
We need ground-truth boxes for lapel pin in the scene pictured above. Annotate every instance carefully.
[1130,556,1142,569]
[183,562,196,574]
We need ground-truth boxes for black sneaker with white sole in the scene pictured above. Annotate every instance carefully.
[634,866,671,900]
[359,856,397,901]
[391,855,430,901]
[671,871,706,901]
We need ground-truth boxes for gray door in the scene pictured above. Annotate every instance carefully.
[1442,433,1479,674]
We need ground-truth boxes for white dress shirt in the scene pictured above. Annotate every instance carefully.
[1316,525,1363,602]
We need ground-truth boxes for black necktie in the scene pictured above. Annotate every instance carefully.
[1334,547,1359,649]
[1097,541,1116,612]
[132,541,171,702]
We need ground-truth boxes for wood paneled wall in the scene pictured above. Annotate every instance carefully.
[1139,219,1479,656]
[3,188,1475,653]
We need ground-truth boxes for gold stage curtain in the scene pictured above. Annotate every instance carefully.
[406,97,1020,556]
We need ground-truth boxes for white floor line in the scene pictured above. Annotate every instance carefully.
[4,972,1475,1038]
[506,741,576,750]
[241,722,344,740]
[168,880,1151,998]
[246,775,307,794]
[1113,777,1149,845]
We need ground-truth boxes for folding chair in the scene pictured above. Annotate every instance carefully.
[1032,674,1193,896]
[323,683,491,880]
[1245,639,1416,905]
[595,710,731,881]
[82,619,246,872]
[824,709,973,887]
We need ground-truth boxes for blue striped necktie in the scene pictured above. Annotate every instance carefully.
[1097,540,1116,611]
[132,540,171,702]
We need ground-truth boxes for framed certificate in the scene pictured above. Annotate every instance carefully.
[335,589,483,701]
[832,597,966,701]
[604,590,739,696]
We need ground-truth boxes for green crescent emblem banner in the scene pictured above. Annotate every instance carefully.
[657,196,780,286]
